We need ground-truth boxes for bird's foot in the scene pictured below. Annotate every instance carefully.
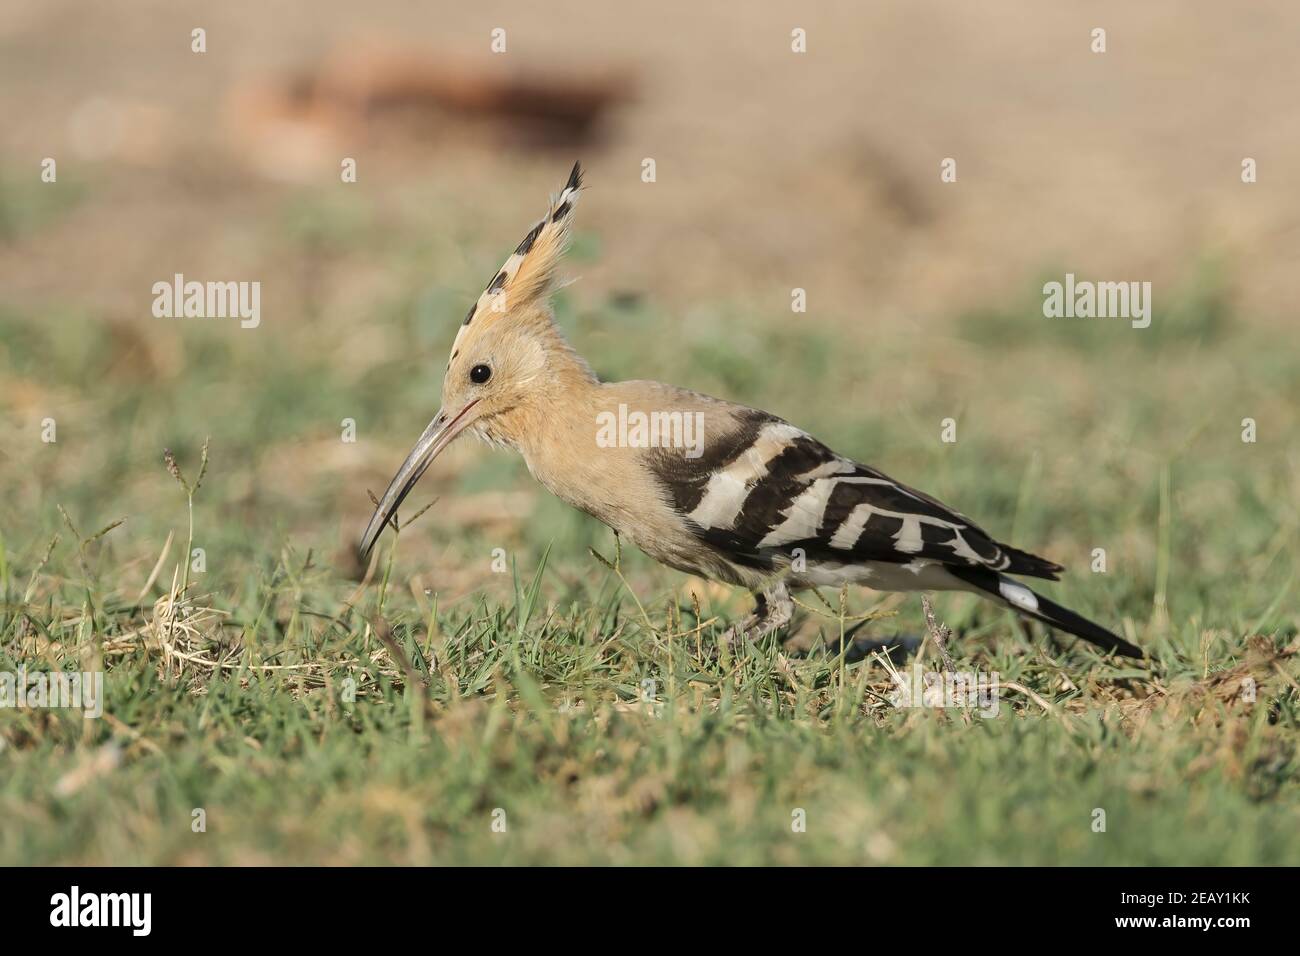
[721,618,758,648]
[723,582,793,649]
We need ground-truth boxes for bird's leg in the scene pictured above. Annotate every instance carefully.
[724,581,794,647]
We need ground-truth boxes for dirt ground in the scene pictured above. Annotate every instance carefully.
[2,0,1297,327]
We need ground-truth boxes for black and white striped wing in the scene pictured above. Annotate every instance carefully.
[647,409,1062,579]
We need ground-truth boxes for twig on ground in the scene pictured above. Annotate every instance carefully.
[921,594,957,677]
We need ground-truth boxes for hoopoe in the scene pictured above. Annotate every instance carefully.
[360,163,1143,659]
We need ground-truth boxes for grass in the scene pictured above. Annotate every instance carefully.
[0,177,1297,864]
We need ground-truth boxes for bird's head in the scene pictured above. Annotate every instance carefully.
[359,162,595,561]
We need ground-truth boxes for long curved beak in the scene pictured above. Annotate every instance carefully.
[358,399,480,561]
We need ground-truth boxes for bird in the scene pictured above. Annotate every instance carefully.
[360,163,1143,660]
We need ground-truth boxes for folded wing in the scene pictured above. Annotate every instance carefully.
[646,408,1062,579]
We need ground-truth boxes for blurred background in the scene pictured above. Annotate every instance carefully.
[1,0,1297,618]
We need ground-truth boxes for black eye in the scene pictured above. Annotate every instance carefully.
[469,364,492,384]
